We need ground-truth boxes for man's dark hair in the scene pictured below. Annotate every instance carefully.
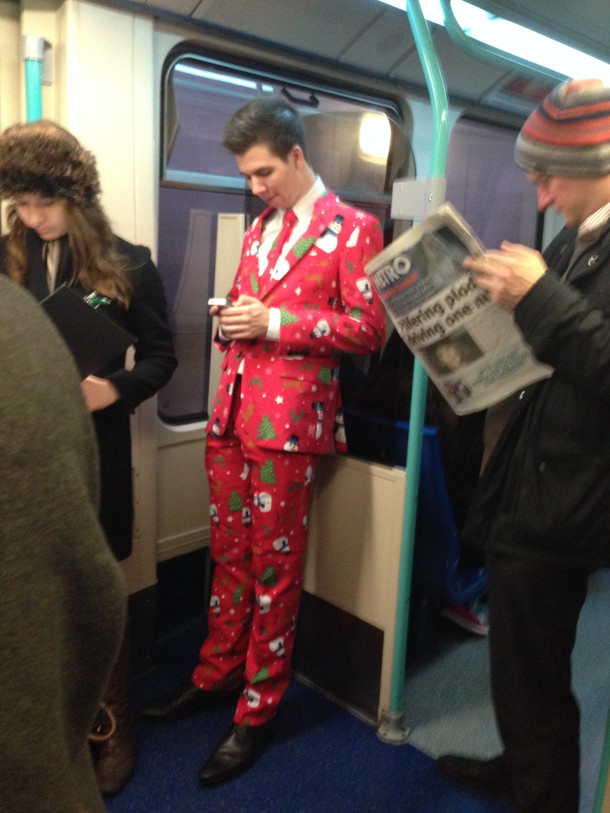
[222,97,308,160]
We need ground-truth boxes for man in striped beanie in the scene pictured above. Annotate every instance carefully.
[435,78,610,813]
[515,78,610,181]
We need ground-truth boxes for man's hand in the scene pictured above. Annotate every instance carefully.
[214,294,270,340]
[464,241,547,310]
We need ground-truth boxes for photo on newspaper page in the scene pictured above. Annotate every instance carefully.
[365,202,552,415]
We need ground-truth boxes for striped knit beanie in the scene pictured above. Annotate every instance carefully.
[515,78,610,177]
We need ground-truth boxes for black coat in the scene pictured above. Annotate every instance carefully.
[1,230,177,560]
[462,223,610,569]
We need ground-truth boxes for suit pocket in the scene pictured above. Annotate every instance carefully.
[278,356,337,387]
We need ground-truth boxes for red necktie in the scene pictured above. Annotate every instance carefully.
[266,209,297,271]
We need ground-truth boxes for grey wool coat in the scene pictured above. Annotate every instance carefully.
[0,274,126,812]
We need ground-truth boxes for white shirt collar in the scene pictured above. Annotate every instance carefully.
[280,176,326,225]
[578,202,610,239]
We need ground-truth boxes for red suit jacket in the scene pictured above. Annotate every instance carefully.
[207,190,386,455]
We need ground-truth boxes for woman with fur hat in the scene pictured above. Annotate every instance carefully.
[0,119,177,796]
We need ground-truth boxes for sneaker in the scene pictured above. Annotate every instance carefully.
[441,601,489,635]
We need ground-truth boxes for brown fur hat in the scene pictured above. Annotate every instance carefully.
[0,119,100,205]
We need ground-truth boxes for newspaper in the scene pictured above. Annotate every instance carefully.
[365,202,552,415]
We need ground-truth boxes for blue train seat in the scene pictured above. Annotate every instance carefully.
[412,422,487,607]
[342,407,486,609]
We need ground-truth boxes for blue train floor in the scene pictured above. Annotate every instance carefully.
[105,618,512,813]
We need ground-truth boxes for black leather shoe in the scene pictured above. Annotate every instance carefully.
[198,722,274,786]
[141,684,239,723]
[435,754,511,796]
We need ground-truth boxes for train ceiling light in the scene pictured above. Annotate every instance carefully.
[377,0,610,83]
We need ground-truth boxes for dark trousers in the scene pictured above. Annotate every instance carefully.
[486,551,590,813]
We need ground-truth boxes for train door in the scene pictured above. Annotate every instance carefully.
[153,50,410,562]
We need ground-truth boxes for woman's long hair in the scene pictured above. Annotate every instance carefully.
[4,199,133,306]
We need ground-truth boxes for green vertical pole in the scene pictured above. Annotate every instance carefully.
[594,707,610,813]
[23,36,45,122]
[378,0,448,743]
[25,60,43,122]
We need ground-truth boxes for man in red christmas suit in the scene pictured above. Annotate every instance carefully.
[143,98,386,785]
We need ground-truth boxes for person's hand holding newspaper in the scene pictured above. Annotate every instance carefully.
[464,242,547,311]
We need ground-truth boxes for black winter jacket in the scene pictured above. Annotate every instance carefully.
[462,223,610,568]
[1,230,177,560]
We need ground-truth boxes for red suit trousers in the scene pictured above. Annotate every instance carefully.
[193,383,318,725]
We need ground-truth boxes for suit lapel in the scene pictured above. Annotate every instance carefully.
[26,231,73,300]
[25,229,50,299]
[259,192,341,300]
[239,212,268,298]
[566,223,610,286]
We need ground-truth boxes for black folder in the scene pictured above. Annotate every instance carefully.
[41,284,135,378]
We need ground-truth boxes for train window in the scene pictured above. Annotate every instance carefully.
[157,53,409,424]
[446,117,538,250]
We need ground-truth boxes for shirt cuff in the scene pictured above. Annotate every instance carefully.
[216,327,231,346]
[266,307,281,341]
